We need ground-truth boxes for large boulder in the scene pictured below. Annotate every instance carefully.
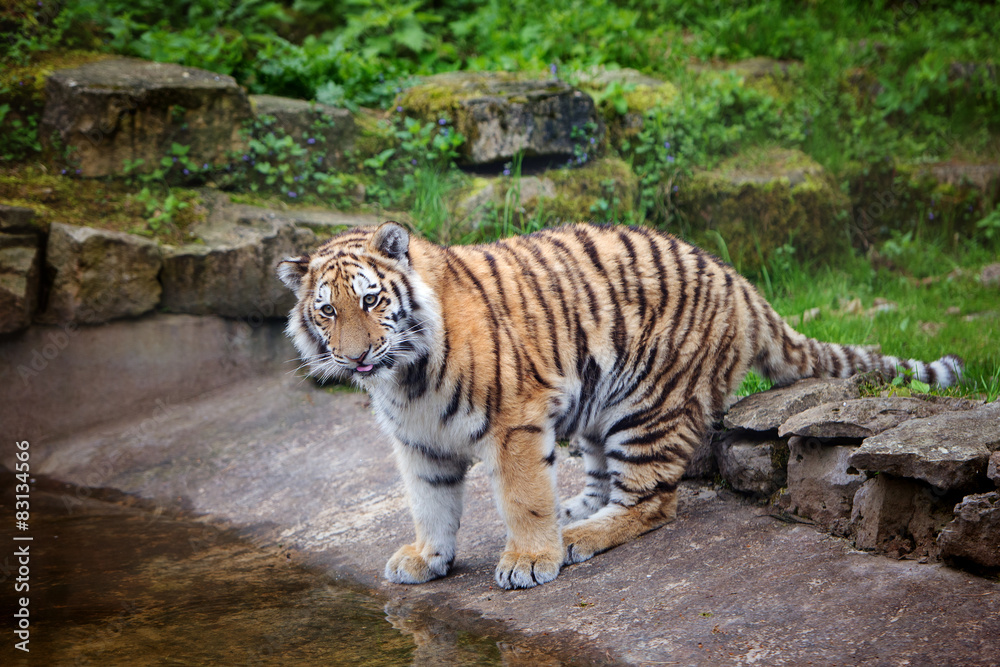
[723,376,864,432]
[848,401,1000,491]
[38,223,162,325]
[778,396,982,439]
[937,492,1000,569]
[159,203,320,319]
[397,71,601,165]
[850,474,960,561]
[785,436,865,536]
[673,147,849,274]
[0,233,41,333]
[250,94,356,170]
[40,58,251,177]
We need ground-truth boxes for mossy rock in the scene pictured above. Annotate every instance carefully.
[844,160,1000,247]
[689,57,802,102]
[672,147,849,274]
[250,94,356,170]
[396,71,601,165]
[449,157,638,238]
[573,67,679,145]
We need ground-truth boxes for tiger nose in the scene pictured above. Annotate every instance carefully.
[345,351,368,364]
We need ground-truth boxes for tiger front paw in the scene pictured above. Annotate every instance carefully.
[494,548,563,589]
[384,543,454,584]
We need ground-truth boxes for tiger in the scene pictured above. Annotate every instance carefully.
[277,222,963,590]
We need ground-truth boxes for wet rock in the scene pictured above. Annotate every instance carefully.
[397,71,601,165]
[250,94,356,169]
[38,223,162,325]
[989,451,1000,487]
[848,401,1000,491]
[673,147,849,273]
[786,436,865,536]
[41,58,251,177]
[850,474,959,561]
[0,233,41,333]
[724,376,863,432]
[160,207,319,319]
[938,491,1000,569]
[778,395,982,439]
[712,430,787,496]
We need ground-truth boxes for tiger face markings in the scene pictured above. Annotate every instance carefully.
[279,221,964,590]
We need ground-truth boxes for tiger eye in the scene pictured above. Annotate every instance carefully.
[363,293,378,307]
[320,304,335,317]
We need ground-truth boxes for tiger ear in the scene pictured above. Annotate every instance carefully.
[370,222,409,262]
[277,255,310,291]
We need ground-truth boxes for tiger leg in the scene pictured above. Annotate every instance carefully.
[562,411,698,565]
[490,424,564,589]
[559,435,611,524]
[385,439,470,584]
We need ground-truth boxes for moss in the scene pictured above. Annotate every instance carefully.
[0,164,203,245]
[547,157,639,221]
[350,110,397,162]
[673,147,850,274]
[842,159,997,248]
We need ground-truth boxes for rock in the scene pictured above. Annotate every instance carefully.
[778,396,982,439]
[847,161,1000,248]
[0,204,43,234]
[848,401,1000,491]
[938,492,1000,569]
[40,58,251,177]
[0,234,41,333]
[989,451,1000,487]
[250,94,356,169]
[449,157,638,236]
[397,71,601,165]
[674,147,850,273]
[712,430,787,496]
[159,205,319,318]
[724,376,863,432]
[981,262,1000,287]
[573,67,678,143]
[38,223,162,325]
[850,474,960,560]
[786,436,865,536]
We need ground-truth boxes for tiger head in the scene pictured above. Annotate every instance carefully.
[277,222,438,384]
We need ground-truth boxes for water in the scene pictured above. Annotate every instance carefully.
[2,475,563,666]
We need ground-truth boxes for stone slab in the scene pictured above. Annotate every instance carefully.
[724,376,862,432]
[849,401,1000,490]
[786,436,865,536]
[40,58,251,177]
[14,371,1000,666]
[778,395,983,439]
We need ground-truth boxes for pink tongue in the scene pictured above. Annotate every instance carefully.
[356,364,374,373]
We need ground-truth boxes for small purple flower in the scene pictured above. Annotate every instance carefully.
[242,154,249,161]
[673,185,679,192]
[438,118,447,125]
[396,106,403,113]
[294,176,300,182]
[172,157,178,163]
[667,155,675,163]
[61,169,66,175]
[550,63,557,75]
[664,141,670,149]
[503,168,511,176]
[590,137,595,144]
[307,137,316,144]
[183,168,190,175]
[75,169,81,174]
[411,159,417,165]
[202,163,209,169]
[316,156,324,163]
[928,211,934,220]
[288,191,297,198]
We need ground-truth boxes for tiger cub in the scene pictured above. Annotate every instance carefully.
[278,222,962,589]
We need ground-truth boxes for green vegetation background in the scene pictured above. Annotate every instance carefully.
[0,0,998,397]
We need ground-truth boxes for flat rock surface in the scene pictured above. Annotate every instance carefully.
[19,373,1000,666]
[778,395,983,439]
[850,401,1000,490]
[724,377,863,432]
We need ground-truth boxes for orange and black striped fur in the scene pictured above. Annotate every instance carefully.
[277,222,962,589]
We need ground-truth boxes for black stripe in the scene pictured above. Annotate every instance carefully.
[418,472,466,487]
[441,376,464,423]
[401,439,465,463]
